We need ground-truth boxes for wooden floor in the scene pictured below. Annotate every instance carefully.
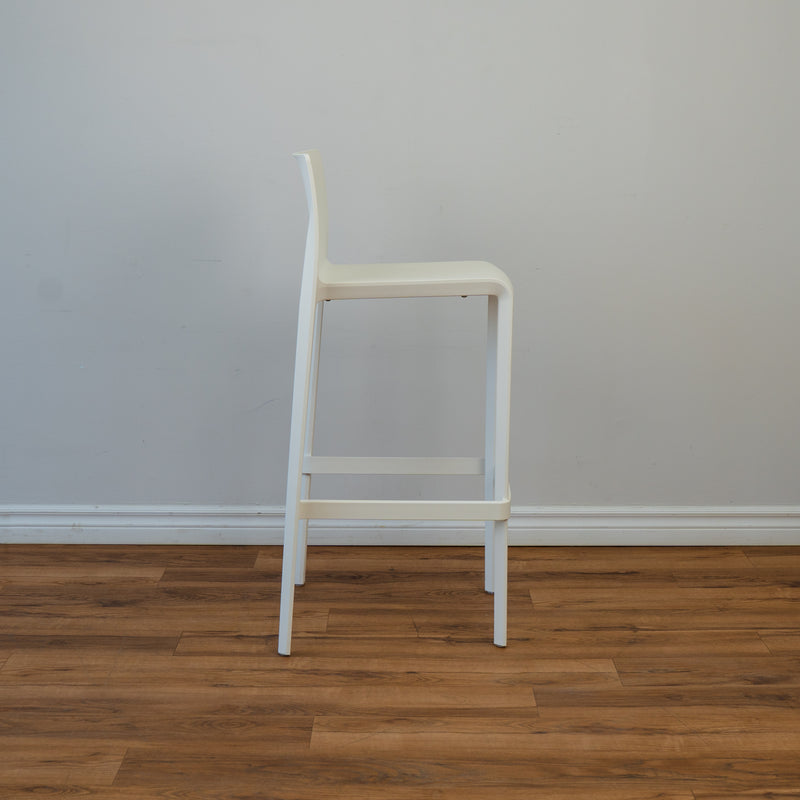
[1,544,799,798]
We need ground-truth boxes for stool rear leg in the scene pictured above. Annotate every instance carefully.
[278,299,320,656]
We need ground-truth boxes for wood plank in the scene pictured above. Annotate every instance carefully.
[0,565,164,582]
[0,786,698,800]
[536,705,800,734]
[0,634,178,653]
[694,791,800,800]
[0,702,312,743]
[313,704,800,736]
[313,715,545,734]
[159,567,279,583]
[674,568,800,588]
[505,545,755,571]
[758,630,800,655]
[615,656,800,688]
[320,608,418,639]
[0,581,277,603]
[0,544,260,567]
[743,547,800,569]
[111,751,800,789]
[175,633,275,656]
[525,586,800,631]
[310,729,800,758]
[0,738,125,785]
[534,685,800,709]
[323,607,421,636]
[510,570,682,588]
[529,585,800,605]
[518,607,800,632]
[743,546,800,556]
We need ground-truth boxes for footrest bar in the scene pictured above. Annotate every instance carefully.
[298,498,510,521]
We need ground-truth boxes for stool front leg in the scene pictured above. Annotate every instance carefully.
[295,300,325,586]
[491,291,512,648]
[492,519,508,647]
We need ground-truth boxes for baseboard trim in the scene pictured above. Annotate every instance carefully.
[1,505,800,545]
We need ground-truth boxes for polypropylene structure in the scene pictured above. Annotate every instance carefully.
[278,150,513,655]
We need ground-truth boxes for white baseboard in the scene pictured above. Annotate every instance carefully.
[1,505,800,545]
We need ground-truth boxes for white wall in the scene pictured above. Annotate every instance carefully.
[2,0,799,514]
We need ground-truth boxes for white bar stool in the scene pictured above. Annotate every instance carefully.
[278,150,513,655]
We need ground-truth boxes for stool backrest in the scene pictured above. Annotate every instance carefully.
[293,150,328,295]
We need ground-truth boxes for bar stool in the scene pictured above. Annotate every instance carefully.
[278,150,512,655]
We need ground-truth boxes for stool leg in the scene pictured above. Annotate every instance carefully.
[295,300,324,586]
[279,299,320,656]
[492,519,508,646]
[484,295,498,594]
[492,291,512,648]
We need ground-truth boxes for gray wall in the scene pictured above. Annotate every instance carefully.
[2,0,798,510]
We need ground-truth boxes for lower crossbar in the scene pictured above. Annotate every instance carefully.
[298,498,510,521]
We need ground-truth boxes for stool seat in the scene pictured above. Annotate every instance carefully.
[278,150,513,656]
[319,259,513,300]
